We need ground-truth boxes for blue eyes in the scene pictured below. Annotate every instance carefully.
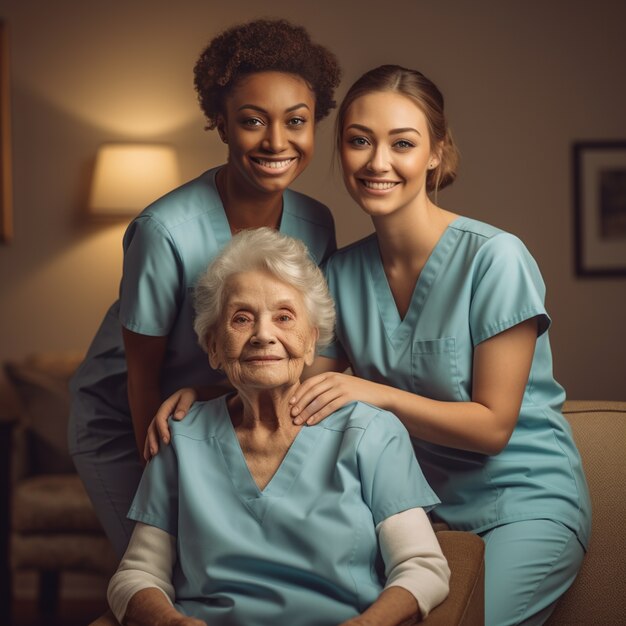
[347,136,415,150]
[349,136,370,147]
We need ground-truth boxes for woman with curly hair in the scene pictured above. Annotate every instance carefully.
[68,18,341,558]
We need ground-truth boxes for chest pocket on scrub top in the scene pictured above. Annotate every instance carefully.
[411,338,464,402]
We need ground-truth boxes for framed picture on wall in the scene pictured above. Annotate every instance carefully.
[573,141,626,277]
[0,20,13,244]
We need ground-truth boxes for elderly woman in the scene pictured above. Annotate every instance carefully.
[106,228,449,626]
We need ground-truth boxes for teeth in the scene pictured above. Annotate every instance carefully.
[254,158,294,169]
[363,180,397,190]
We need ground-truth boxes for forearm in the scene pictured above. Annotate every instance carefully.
[108,523,177,623]
[294,323,537,455]
[122,588,184,626]
[343,587,420,626]
[375,320,537,454]
[123,328,169,457]
[128,382,163,457]
[378,509,449,619]
[299,373,507,455]
[374,384,507,454]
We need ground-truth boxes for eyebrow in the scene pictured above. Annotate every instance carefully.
[346,123,421,137]
[228,299,298,310]
[237,102,311,113]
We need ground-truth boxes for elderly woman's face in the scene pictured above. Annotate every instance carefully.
[208,270,317,391]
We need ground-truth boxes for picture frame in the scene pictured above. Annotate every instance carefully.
[573,141,626,277]
[0,20,13,244]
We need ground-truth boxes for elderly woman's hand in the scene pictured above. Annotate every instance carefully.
[123,587,207,626]
[336,586,421,626]
[143,388,198,461]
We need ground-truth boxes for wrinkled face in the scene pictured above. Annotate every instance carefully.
[340,91,439,218]
[217,71,316,196]
[208,270,318,391]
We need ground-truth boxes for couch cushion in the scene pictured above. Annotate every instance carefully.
[12,474,103,533]
[5,353,83,475]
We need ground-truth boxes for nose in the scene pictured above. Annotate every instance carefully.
[262,123,288,153]
[367,144,391,173]
[250,316,276,345]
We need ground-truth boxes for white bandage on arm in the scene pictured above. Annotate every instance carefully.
[107,522,177,623]
[377,508,451,619]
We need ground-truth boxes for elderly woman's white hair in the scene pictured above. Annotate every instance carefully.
[193,228,335,351]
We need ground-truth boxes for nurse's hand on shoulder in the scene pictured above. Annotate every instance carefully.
[290,373,385,426]
[143,387,198,461]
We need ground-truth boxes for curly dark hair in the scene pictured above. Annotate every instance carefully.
[193,19,341,129]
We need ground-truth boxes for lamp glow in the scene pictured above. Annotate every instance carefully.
[89,143,180,217]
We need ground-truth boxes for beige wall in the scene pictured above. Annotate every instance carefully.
[1,0,625,399]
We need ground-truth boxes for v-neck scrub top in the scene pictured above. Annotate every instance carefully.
[69,166,336,450]
[128,398,439,625]
[321,217,591,549]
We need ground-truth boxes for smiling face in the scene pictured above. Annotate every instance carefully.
[217,71,316,197]
[207,270,318,392]
[340,90,440,218]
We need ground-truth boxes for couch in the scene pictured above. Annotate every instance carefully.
[2,353,625,624]
[0,353,117,626]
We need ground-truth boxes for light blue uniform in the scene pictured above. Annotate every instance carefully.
[128,398,439,625]
[322,217,591,625]
[68,166,336,557]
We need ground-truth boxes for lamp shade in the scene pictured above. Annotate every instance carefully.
[89,143,180,216]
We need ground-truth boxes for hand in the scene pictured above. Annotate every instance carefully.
[290,373,384,426]
[143,387,198,461]
[124,588,206,626]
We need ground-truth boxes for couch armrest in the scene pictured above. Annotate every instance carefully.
[427,531,484,626]
[547,400,626,625]
[563,399,626,414]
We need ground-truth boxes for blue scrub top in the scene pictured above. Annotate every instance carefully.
[129,398,439,625]
[69,167,336,449]
[322,217,591,548]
